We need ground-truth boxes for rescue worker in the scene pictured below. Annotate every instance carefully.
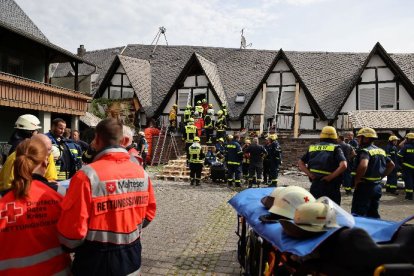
[225,134,243,187]
[183,118,198,165]
[338,134,355,195]
[137,131,149,169]
[263,137,271,185]
[221,103,229,123]
[0,121,58,191]
[241,138,251,185]
[385,135,400,195]
[397,133,414,200]
[215,137,225,162]
[245,137,267,188]
[188,136,205,186]
[7,114,42,155]
[121,126,143,166]
[195,100,204,116]
[351,127,394,217]
[46,118,82,180]
[207,103,214,115]
[215,110,227,141]
[201,98,209,117]
[169,104,178,133]
[183,105,192,125]
[58,118,156,275]
[267,134,282,187]
[346,131,359,150]
[194,112,204,137]
[204,109,215,144]
[298,126,347,205]
[0,139,71,275]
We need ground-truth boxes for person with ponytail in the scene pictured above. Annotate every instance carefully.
[0,139,71,275]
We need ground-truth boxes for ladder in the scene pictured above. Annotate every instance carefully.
[150,119,182,166]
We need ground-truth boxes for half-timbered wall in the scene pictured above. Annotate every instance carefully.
[245,59,314,131]
[101,65,134,99]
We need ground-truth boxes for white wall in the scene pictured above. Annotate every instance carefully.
[229,120,241,130]
[246,89,263,114]
[399,85,414,109]
[341,87,357,112]
[163,91,176,114]
[300,116,314,130]
[208,88,220,114]
[274,60,289,71]
[366,55,386,67]
[298,88,312,113]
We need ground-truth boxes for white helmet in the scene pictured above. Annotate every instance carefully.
[268,186,315,219]
[51,145,62,161]
[279,202,339,238]
[207,109,215,115]
[15,114,41,131]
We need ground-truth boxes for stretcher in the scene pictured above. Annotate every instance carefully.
[230,188,414,275]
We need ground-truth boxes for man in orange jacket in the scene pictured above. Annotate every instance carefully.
[58,118,156,275]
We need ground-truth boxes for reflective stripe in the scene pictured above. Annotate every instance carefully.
[58,234,85,249]
[368,148,386,156]
[309,145,335,152]
[93,147,128,162]
[226,145,236,149]
[407,149,414,153]
[406,189,413,193]
[81,166,149,197]
[86,225,141,244]
[403,162,414,169]
[0,247,64,270]
[228,161,240,165]
[389,184,397,188]
[362,177,382,181]
[310,168,331,175]
[397,153,404,157]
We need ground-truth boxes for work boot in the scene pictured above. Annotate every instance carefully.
[389,188,399,195]
[196,179,201,186]
[227,181,233,187]
[405,193,413,200]
[190,179,195,186]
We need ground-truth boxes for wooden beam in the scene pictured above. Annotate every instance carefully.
[259,83,267,135]
[293,82,300,138]
[74,61,79,91]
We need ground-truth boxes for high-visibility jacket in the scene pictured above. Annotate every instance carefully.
[268,141,282,164]
[58,147,156,273]
[225,141,243,166]
[204,114,214,129]
[0,152,57,191]
[195,105,204,115]
[398,142,414,170]
[184,125,197,143]
[216,117,226,131]
[0,180,70,275]
[189,143,204,164]
[184,109,192,123]
[353,145,388,182]
[303,142,344,177]
[385,143,398,164]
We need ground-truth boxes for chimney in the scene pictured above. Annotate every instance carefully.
[77,45,86,57]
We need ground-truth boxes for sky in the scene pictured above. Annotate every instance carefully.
[14,0,414,54]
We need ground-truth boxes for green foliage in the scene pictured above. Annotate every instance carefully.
[90,98,135,129]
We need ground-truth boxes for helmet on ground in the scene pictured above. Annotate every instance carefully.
[202,99,207,103]
[320,126,338,139]
[279,202,339,238]
[268,186,315,220]
[218,138,224,143]
[406,133,414,139]
[194,136,200,142]
[357,127,377,138]
[217,110,223,116]
[227,134,234,140]
[267,134,278,141]
[197,100,201,105]
[208,103,213,108]
[388,135,399,142]
[138,131,145,136]
[15,114,41,131]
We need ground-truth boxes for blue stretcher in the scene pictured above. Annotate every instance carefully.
[228,188,414,257]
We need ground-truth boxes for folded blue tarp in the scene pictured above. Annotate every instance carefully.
[228,188,413,256]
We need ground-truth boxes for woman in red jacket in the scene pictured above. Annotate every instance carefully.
[0,139,70,275]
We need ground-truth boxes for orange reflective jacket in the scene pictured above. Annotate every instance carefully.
[0,180,70,275]
[58,147,156,248]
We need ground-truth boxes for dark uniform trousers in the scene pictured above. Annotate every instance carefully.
[310,178,342,205]
[403,168,414,200]
[227,164,242,186]
[263,158,270,184]
[248,165,263,186]
[351,181,382,218]
[268,160,279,187]
[190,163,203,182]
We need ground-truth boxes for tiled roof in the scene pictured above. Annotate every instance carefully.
[122,44,277,117]
[0,0,48,42]
[285,51,369,119]
[348,110,414,129]
[389,53,414,85]
[53,47,125,94]
[118,55,152,110]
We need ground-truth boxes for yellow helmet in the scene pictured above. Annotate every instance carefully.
[244,139,251,144]
[217,110,223,116]
[217,138,224,143]
[267,134,278,140]
[406,133,414,139]
[172,104,178,108]
[388,135,400,142]
[227,134,234,140]
[320,126,337,139]
[194,136,200,142]
[357,127,377,138]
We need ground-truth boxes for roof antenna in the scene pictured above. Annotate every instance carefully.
[240,28,252,49]
[151,26,169,56]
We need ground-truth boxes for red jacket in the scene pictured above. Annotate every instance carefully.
[194,118,205,137]
[58,147,156,248]
[0,181,70,275]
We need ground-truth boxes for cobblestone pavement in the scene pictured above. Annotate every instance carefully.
[141,171,413,275]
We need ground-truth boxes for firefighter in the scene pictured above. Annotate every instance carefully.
[201,98,209,117]
[183,105,192,125]
[0,139,71,275]
[267,134,282,187]
[397,133,414,200]
[225,134,243,187]
[245,137,267,188]
[338,134,355,195]
[204,109,215,144]
[188,136,205,186]
[298,126,347,205]
[215,110,227,141]
[221,103,229,123]
[169,104,178,133]
[195,100,204,115]
[58,118,156,275]
[351,127,394,218]
[385,135,400,195]
[215,137,226,162]
[183,118,198,165]
[263,137,271,185]
[241,138,251,185]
